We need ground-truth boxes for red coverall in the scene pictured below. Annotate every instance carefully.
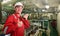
[2,14,30,36]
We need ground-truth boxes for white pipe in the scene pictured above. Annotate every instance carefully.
[57,13,60,36]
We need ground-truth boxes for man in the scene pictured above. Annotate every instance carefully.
[2,2,30,36]
[50,19,58,36]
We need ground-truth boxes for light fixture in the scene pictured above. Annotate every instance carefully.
[42,9,46,12]
[2,0,11,4]
[45,5,49,9]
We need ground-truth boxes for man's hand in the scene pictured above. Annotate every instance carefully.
[23,14,29,20]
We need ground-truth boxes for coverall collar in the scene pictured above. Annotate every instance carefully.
[14,13,21,18]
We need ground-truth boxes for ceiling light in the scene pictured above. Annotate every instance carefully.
[45,5,49,9]
[2,0,11,4]
[42,9,46,12]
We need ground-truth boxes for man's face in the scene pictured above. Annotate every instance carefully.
[15,5,23,14]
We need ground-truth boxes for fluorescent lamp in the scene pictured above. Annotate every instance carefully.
[42,9,46,12]
[45,5,49,9]
[2,0,11,4]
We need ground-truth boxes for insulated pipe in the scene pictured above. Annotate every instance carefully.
[57,5,60,36]
[57,12,60,36]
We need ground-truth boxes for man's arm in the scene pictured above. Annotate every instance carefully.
[2,15,18,34]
